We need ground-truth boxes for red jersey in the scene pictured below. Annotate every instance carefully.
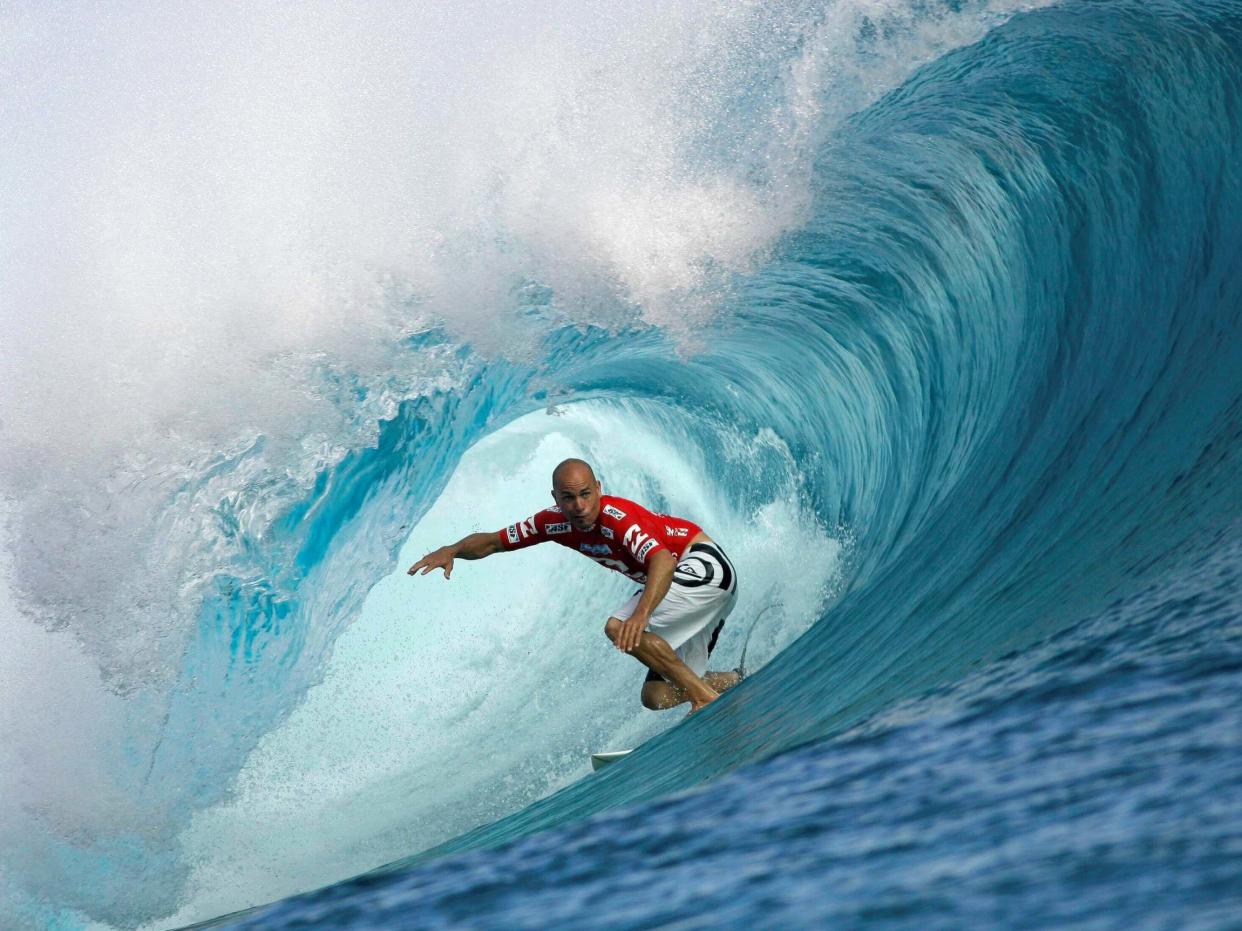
[498,494,703,583]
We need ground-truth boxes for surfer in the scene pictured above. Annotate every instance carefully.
[408,458,740,713]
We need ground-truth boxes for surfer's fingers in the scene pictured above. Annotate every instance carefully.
[613,617,640,651]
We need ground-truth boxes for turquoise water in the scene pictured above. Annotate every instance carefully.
[205,0,1242,925]
[3,0,1241,927]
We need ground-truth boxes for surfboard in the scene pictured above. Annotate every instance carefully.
[590,750,633,771]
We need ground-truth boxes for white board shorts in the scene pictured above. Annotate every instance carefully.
[611,541,739,678]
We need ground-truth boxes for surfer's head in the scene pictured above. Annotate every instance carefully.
[551,458,601,530]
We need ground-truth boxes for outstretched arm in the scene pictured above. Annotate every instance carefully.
[407,531,504,579]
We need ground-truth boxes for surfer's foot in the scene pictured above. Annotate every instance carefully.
[687,694,717,716]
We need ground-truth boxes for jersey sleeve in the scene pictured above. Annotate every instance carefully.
[498,509,558,551]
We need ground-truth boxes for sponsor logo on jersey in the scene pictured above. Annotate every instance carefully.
[506,525,519,544]
[636,539,659,561]
[603,504,626,520]
[600,526,614,539]
[622,523,649,557]
[580,543,612,556]
[545,522,571,534]
[520,517,538,539]
[549,505,562,512]
[665,525,689,537]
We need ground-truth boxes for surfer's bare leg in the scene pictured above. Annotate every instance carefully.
[641,671,741,710]
[604,619,718,712]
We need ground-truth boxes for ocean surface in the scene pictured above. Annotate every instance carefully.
[2,0,1241,928]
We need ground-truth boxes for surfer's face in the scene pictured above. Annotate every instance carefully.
[552,476,601,530]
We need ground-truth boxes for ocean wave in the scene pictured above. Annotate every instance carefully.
[4,0,1242,927]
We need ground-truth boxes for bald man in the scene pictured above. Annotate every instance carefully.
[408,458,741,713]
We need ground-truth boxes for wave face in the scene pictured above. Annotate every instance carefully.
[3,0,1242,927]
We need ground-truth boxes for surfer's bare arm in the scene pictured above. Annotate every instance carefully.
[615,549,676,652]
[407,532,504,579]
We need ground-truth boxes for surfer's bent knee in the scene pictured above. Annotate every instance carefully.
[603,617,623,642]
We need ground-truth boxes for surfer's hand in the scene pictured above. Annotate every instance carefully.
[408,546,455,579]
[617,609,649,652]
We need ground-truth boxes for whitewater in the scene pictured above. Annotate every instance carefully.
[2,0,1241,928]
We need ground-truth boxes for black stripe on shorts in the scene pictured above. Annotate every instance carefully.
[674,542,735,592]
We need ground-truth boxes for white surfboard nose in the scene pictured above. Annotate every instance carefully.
[589,750,634,771]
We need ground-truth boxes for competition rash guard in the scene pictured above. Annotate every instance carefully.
[498,495,703,583]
